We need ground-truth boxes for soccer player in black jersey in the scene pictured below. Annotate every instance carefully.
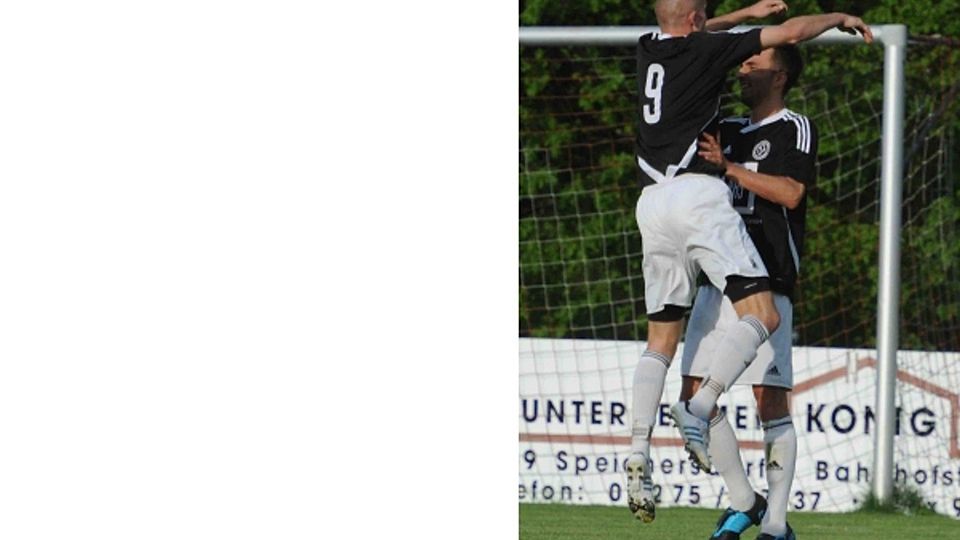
[679,44,813,540]
[626,0,872,527]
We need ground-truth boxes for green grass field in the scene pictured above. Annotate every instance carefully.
[519,504,958,539]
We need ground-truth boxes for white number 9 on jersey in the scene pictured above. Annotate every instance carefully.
[643,63,664,124]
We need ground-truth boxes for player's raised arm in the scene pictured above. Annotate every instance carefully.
[760,12,873,47]
[705,0,788,32]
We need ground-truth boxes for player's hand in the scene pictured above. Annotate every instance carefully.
[746,0,788,19]
[697,132,726,170]
[838,15,873,44]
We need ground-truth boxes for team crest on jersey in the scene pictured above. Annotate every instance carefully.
[752,140,771,160]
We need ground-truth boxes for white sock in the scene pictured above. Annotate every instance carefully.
[688,316,769,419]
[708,411,755,511]
[760,417,797,536]
[630,350,671,456]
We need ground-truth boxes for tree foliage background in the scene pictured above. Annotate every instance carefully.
[519,1,960,350]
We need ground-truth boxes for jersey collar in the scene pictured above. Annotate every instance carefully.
[740,108,790,133]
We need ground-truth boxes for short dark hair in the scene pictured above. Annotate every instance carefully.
[772,45,803,97]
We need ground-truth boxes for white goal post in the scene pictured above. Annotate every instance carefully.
[518,24,908,505]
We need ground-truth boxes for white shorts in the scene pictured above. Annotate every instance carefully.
[636,174,767,315]
[681,285,794,389]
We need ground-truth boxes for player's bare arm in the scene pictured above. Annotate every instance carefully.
[760,13,873,47]
[698,132,805,209]
[705,1,788,32]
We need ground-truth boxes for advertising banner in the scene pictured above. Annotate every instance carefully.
[519,338,960,518]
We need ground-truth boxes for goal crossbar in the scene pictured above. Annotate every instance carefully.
[519,25,903,47]
[518,23,908,504]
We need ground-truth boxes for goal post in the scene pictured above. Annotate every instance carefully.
[519,24,907,506]
[875,24,907,505]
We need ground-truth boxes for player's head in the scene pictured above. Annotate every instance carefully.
[655,0,707,34]
[737,45,804,107]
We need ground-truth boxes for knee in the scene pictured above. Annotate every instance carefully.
[757,308,779,335]
[646,337,680,359]
[733,292,779,335]
[680,376,700,401]
[646,320,683,358]
[755,387,790,422]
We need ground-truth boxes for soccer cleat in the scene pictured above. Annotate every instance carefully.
[625,452,656,523]
[709,493,767,539]
[669,401,712,471]
[755,523,795,540]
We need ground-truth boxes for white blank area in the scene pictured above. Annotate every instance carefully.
[0,1,512,538]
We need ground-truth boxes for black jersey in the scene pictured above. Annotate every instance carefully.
[635,29,762,186]
[719,109,818,300]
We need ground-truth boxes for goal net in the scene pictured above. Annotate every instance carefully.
[519,35,960,517]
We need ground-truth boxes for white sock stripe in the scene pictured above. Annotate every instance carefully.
[741,315,770,342]
[762,416,794,431]
[709,409,727,427]
[643,350,671,368]
[632,422,653,440]
[702,376,725,394]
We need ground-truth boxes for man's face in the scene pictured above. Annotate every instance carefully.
[738,49,783,107]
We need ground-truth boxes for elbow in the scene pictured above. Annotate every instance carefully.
[784,183,806,210]
[774,22,806,45]
[783,27,804,45]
